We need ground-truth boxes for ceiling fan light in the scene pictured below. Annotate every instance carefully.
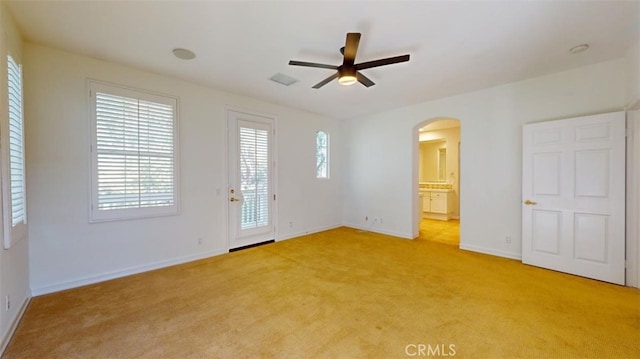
[338,74,357,86]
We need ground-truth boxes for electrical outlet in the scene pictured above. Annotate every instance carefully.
[197,237,203,245]
[365,216,368,222]
[379,218,384,224]
[373,218,378,223]
[5,295,10,311]
[505,236,512,244]
[289,221,293,228]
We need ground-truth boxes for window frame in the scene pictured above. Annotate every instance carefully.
[316,130,329,179]
[2,54,27,249]
[88,80,180,223]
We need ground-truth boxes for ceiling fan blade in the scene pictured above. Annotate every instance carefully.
[355,54,410,71]
[289,60,338,70]
[312,72,339,89]
[343,32,361,64]
[356,72,375,87]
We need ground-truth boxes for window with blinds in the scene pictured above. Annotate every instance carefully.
[316,130,329,179]
[6,55,25,228]
[239,126,270,230]
[89,82,178,222]
[3,55,27,239]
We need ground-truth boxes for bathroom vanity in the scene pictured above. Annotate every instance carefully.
[419,183,454,221]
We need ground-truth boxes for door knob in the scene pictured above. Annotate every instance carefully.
[230,197,240,202]
[524,199,538,205]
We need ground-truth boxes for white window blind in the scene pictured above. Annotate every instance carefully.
[7,55,25,226]
[90,82,178,222]
[316,130,329,179]
[239,126,270,230]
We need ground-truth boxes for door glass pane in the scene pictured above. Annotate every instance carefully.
[239,126,269,230]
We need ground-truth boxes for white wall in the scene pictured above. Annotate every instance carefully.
[25,43,343,295]
[343,59,626,260]
[627,109,639,287]
[0,5,30,352]
[625,37,640,287]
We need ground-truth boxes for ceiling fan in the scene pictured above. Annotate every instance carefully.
[289,32,410,89]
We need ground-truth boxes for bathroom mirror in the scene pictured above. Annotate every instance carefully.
[419,140,446,182]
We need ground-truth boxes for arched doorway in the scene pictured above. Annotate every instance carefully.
[412,118,461,245]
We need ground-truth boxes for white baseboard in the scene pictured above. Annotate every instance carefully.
[31,249,226,296]
[459,243,522,260]
[276,224,343,241]
[1,293,30,355]
[342,223,414,239]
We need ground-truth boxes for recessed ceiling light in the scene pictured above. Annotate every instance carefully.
[173,48,196,60]
[569,44,589,54]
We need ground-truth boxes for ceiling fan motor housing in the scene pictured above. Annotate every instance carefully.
[338,66,356,78]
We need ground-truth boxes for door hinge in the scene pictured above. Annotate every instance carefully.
[273,194,276,201]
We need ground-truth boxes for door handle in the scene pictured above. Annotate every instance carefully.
[524,199,538,206]
[230,197,240,202]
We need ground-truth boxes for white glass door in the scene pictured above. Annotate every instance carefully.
[228,110,275,249]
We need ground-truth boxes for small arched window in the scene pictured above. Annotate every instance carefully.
[316,131,329,179]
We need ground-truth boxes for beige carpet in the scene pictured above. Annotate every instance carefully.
[419,218,459,246]
[4,227,640,358]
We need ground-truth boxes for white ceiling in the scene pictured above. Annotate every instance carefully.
[5,0,639,120]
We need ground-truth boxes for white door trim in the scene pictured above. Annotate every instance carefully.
[625,108,640,287]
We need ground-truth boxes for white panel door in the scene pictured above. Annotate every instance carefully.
[228,110,275,250]
[522,111,625,284]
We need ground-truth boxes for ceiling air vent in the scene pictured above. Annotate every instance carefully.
[270,73,298,86]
